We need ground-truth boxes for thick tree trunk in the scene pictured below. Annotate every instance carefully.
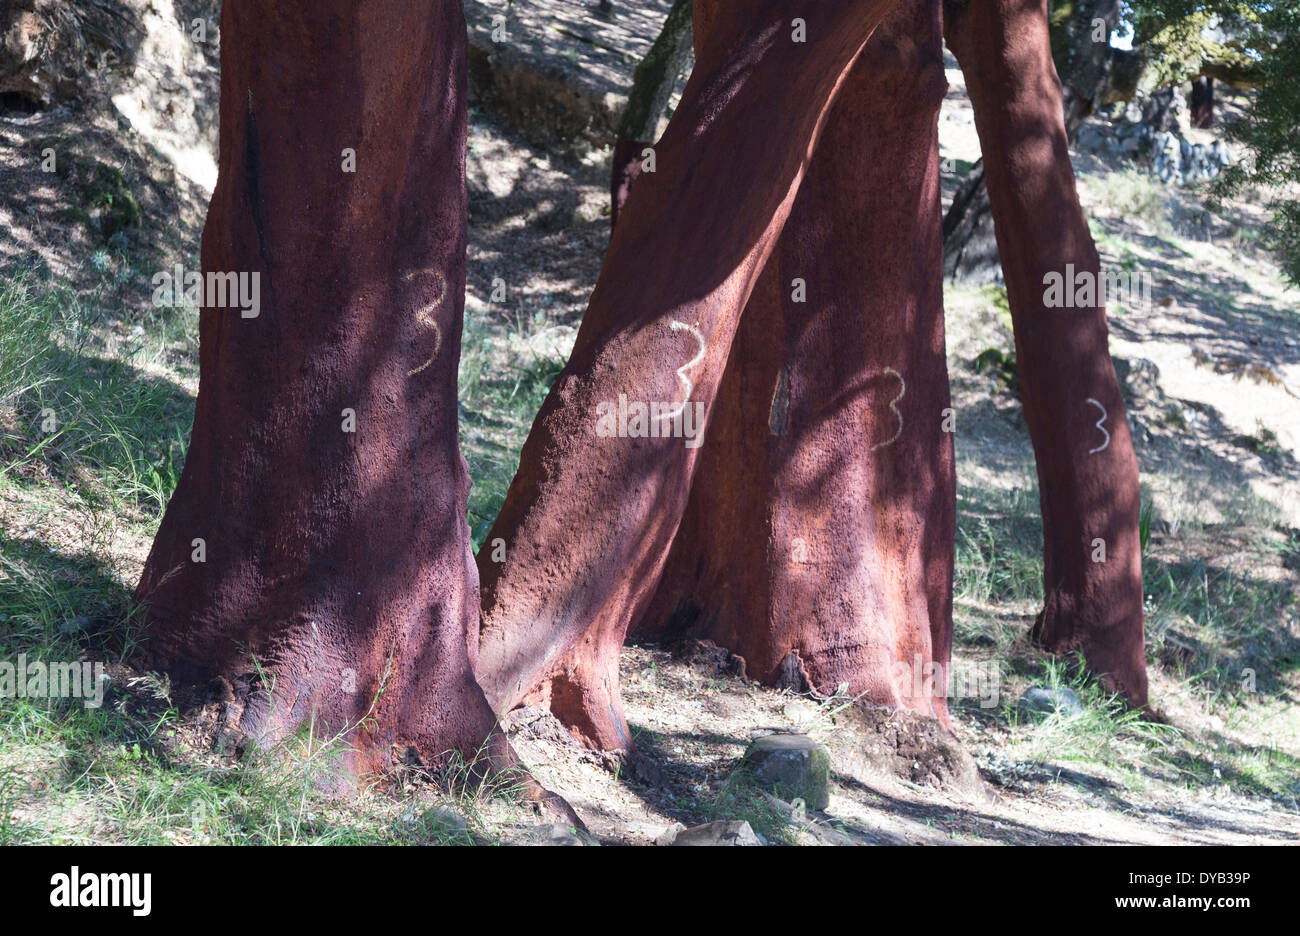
[476,0,906,750]
[135,1,512,781]
[609,0,693,229]
[943,0,1147,705]
[637,0,955,724]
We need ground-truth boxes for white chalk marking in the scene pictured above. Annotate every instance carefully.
[660,319,706,423]
[404,268,446,377]
[871,368,905,451]
[1086,397,1110,453]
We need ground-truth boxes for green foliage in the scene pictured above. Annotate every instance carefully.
[1211,4,1300,283]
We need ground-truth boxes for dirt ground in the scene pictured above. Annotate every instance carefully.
[503,644,1296,845]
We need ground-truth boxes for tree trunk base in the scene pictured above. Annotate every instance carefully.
[1031,592,1148,706]
[524,631,632,751]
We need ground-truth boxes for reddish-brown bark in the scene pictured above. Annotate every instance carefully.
[638,0,956,724]
[609,137,649,231]
[943,0,1147,705]
[135,1,523,782]
[475,0,907,749]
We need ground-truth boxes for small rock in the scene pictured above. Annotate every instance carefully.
[1113,358,1162,404]
[670,820,762,846]
[1017,687,1083,719]
[741,732,832,810]
[59,616,91,634]
[427,806,468,834]
[530,823,587,846]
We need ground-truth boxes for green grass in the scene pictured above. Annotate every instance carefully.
[1091,169,1175,237]
[458,306,569,548]
[954,486,1045,609]
[1006,655,1181,765]
[0,690,503,845]
[0,270,193,515]
[709,769,798,845]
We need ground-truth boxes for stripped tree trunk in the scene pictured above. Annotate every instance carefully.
[476,0,907,750]
[942,0,1121,282]
[135,0,540,787]
[638,0,956,724]
[944,0,1147,705]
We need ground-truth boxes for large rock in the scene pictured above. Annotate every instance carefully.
[0,1,150,109]
[741,733,832,811]
[1,1,86,107]
[666,820,762,847]
[1113,357,1162,407]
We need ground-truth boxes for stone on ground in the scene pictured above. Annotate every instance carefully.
[741,732,831,810]
[1017,686,1084,719]
[665,820,762,846]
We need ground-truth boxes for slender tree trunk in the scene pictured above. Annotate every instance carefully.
[609,0,693,229]
[1191,76,1214,128]
[637,0,956,724]
[942,0,1120,282]
[476,0,907,750]
[135,1,518,782]
[943,0,1147,706]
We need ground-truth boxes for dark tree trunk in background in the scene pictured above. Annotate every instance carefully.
[1191,76,1214,128]
[944,0,1147,706]
[941,161,998,284]
[1049,0,1123,136]
[942,0,1120,282]
[476,0,907,750]
[638,0,956,724]
[135,1,524,784]
[609,0,693,229]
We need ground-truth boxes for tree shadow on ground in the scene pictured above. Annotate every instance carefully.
[1093,214,1300,371]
